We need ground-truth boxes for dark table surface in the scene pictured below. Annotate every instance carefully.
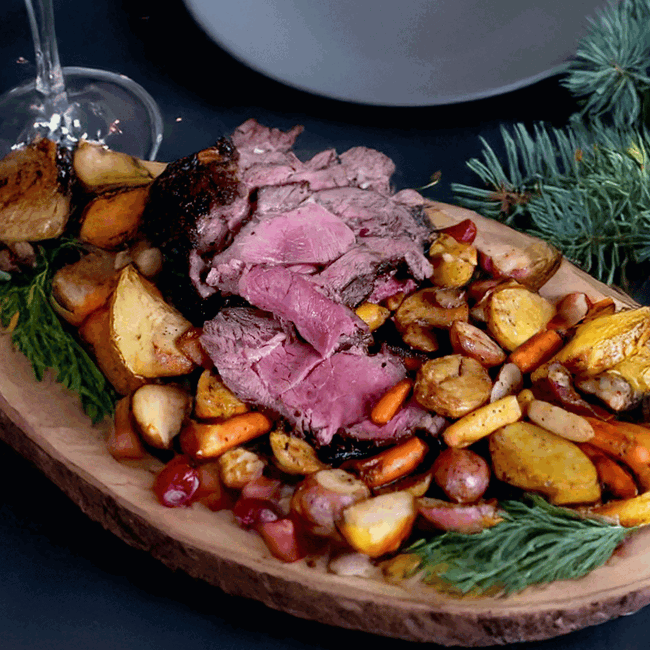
[2,1,650,649]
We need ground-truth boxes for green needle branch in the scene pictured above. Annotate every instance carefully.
[448,0,650,290]
[0,240,116,424]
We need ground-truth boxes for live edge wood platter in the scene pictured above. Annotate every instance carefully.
[0,201,647,647]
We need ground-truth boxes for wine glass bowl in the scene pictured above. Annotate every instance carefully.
[0,0,164,161]
[0,66,163,160]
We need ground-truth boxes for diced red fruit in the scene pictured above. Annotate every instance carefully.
[153,455,200,507]
[233,497,280,529]
[257,517,309,563]
[439,219,477,244]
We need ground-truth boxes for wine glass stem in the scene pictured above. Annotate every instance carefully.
[25,0,70,118]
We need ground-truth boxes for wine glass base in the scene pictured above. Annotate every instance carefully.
[0,66,164,160]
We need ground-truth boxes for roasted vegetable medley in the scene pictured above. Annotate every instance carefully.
[2,126,650,596]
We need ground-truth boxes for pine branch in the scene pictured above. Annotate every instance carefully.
[450,121,650,286]
[0,241,116,424]
[562,0,650,127]
[407,495,632,595]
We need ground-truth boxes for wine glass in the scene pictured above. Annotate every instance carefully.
[0,0,163,160]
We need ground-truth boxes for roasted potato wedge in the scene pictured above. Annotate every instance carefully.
[79,304,146,395]
[487,284,555,351]
[110,265,195,378]
[489,421,601,505]
[339,491,416,558]
[554,307,650,377]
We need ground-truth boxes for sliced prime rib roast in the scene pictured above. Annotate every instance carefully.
[201,307,443,447]
[142,120,441,450]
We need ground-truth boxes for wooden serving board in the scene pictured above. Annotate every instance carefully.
[0,202,646,647]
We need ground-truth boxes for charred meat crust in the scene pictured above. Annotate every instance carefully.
[142,138,241,257]
[141,138,243,322]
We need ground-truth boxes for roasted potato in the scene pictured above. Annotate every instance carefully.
[73,140,166,191]
[394,287,469,332]
[489,421,601,505]
[414,355,492,419]
[428,233,478,288]
[0,139,71,243]
[399,323,439,352]
[355,302,391,331]
[416,498,504,533]
[487,284,555,351]
[106,395,147,460]
[338,491,416,557]
[194,369,248,420]
[526,399,595,443]
[554,307,650,376]
[431,448,490,504]
[218,447,266,489]
[131,383,192,449]
[269,430,327,475]
[449,320,506,368]
[51,249,120,326]
[79,304,146,395]
[291,469,370,537]
[110,264,195,378]
[490,363,524,402]
[479,239,562,292]
[79,185,150,249]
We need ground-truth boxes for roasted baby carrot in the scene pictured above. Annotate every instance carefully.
[578,442,638,500]
[180,412,273,459]
[371,378,414,425]
[509,329,564,374]
[350,436,428,489]
[584,417,650,492]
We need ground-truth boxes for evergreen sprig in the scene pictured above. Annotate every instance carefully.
[408,496,632,595]
[451,121,650,286]
[0,241,116,424]
[446,0,650,290]
[562,0,650,127]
